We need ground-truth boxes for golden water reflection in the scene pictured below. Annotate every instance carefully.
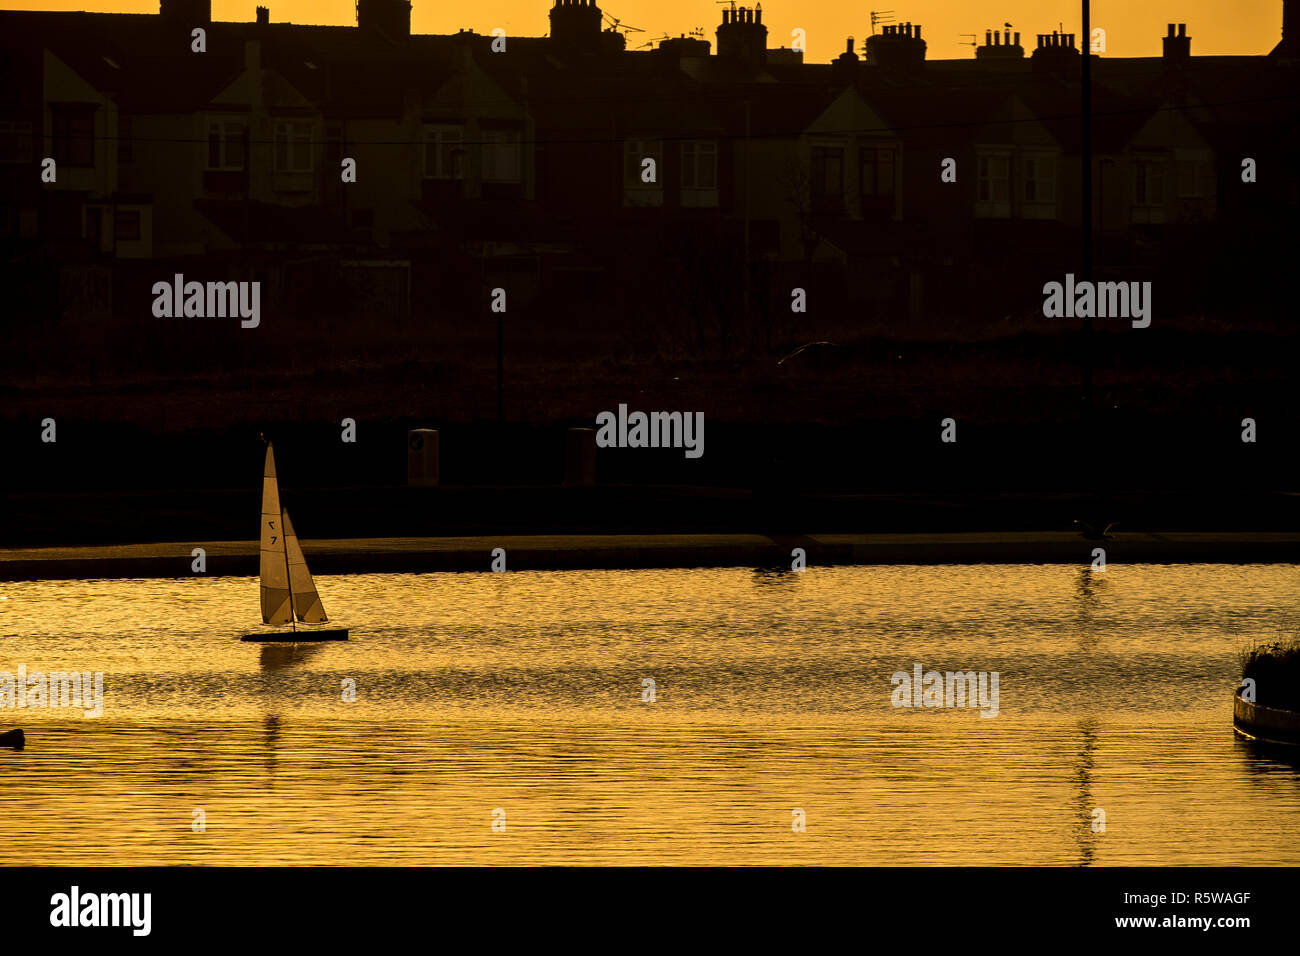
[1,565,1298,865]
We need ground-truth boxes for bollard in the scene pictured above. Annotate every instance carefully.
[563,427,596,486]
[407,429,439,487]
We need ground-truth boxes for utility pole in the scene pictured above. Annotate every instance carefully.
[743,99,751,352]
[1081,0,1093,415]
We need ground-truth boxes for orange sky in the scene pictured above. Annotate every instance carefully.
[6,1,1284,62]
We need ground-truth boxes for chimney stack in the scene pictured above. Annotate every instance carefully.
[256,5,269,25]
[865,17,927,70]
[1032,30,1080,74]
[832,35,861,77]
[717,4,768,68]
[356,0,411,40]
[159,0,211,23]
[977,25,1024,60]
[550,0,606,54]
[1163,22,1191,60]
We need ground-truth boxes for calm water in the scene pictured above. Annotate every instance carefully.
[2,565,1300,866]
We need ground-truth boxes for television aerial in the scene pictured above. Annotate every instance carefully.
[870,10,895,35]
[603,12,645,34]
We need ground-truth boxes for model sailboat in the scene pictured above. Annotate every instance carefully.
[240,442,348,642]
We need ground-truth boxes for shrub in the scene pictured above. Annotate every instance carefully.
[1240,636,1300,711]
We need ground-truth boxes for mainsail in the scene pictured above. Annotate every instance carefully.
[259,445,292,625]
[259,443,328,625]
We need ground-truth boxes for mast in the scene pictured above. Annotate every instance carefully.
[281,504,297,632]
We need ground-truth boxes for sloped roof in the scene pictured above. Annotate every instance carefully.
[195,198,356,245]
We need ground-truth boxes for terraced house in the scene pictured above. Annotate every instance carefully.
[0,0,1295,339]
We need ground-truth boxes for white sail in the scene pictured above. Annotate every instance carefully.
[283,509,328,623]
[259,444,293,625]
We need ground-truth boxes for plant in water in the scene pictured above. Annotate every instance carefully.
[1239,634,1300,711]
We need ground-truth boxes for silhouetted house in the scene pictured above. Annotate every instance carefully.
[0,0,1295,331]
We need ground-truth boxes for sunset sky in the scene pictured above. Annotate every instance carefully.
[6,1,1285,62]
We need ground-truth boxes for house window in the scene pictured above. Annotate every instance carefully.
[1134,159,1165,205]
[681,140,717,189]
[1176,159,1209,198]
[0,120,34,163]
[860,147,895,196]
[273,120,313,172]
[114,210,141,241]
[624,139,663,188]
[1023,155,1055,203]
[978,155,1010,202]
[52,107,95,167]
[206,119,246,170]
[811,145,845,213]
[423,124,464,179]
[481,129,521,183]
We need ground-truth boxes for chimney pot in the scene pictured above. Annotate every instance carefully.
[255,4,268,24]
[1178,23,1186,37]
[915,24,921,39]
[1167,23,1175,36]
[995,30,1001,44]
[1013,31,1020,46]
[986,29,992,45]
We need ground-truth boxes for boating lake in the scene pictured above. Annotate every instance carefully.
[2,564,1300,866]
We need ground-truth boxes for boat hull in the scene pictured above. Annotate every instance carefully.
[1234,691,1300,746]
[241,628,349,643]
